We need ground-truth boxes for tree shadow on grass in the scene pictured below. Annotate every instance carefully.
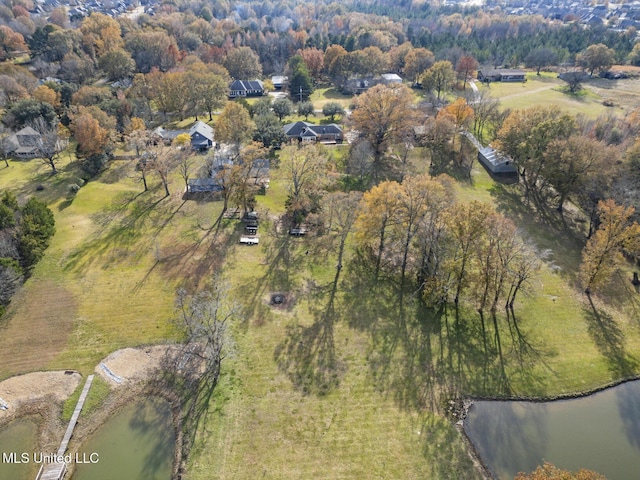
[154,345,220,465]
[236,217,309,323]
[503,307,553,396]
[341,256,550,412]
[127,399,175,479]
[64,190,169,272]
[429,136,476,183]
[14,159,83,205]
[418,414,480,479]
[591,270,640,329]
[274,269,345,396]
[488,183,585,281]
[584,294,638,378]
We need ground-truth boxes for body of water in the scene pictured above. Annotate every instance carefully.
[464,380,640,479]
[73,397,175,480]
[0,419,39,480]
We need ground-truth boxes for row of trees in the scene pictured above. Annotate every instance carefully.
[495,106,640,226]
[277,142,541,314]
[353,175,539,311]
[2,0,637,77]
[491,101,640,297]
[0,192,55,316]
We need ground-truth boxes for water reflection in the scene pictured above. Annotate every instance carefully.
[0,419,38,480]
[465,380,640,480]
[74,398,174,480]
[465,401,548,478]
[615,381,640,450]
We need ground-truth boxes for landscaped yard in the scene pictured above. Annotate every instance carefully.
[2,115,640,478]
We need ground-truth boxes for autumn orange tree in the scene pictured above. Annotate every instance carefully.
[0,25,28,60]
[445,201,493,304]
[403,47,435,85]
[495,106,576,201]
[351,83,417,184]
[353,174,453,295]
[79,13,123,59]
[456,55,479,90]
[438,97,474,160]
[70,112,110,156]
[420,60,455,101]
[155,71,188,120]
[215,102,255,153]
[282,144,328,224]
[353,180,403,281]
[515,462,607,480]
[185,70,228,121]
[353,175,539,310]
[299,47,324,82]
[579,199,640,295]
[32,85,60,109]
[229,142,268,214]
[419,115,455,172]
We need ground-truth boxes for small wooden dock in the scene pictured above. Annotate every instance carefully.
[35,374,94,480]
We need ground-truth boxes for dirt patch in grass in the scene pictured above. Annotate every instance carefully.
[586,77,640,112]
[95,345,176,386]
[0,346,185,480]
[0,280,77,379]
[0,371,82,424]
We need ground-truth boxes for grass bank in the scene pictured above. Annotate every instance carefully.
[2,136,640,479]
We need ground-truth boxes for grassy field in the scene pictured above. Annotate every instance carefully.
[310,86,353,110]
[477,71,640,119]
[3,81,640,477]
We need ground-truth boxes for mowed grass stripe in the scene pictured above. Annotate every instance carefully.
[188,315,477,479]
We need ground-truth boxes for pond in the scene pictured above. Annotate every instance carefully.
[73,397,175,480]
[464,380,640,479]
[0,418,39,480]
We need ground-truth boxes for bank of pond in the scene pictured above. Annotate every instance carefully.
[0,397,174,480]
[4,381,640,480]
[464,379,640,479]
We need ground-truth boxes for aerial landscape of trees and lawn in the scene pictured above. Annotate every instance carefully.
[1,0,640,478]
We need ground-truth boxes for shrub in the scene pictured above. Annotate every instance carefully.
[81,153,110,176]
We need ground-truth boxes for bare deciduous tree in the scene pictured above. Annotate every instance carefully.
[30,118,69,175]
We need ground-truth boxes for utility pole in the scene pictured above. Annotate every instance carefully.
[299,86,303,102]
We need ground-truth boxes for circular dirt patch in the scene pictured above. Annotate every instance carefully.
[269,292,292,309]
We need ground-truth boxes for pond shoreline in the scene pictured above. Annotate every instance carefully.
[0,346,186,480]
[464,372,640,404]
[460,374,640,479]
[65,381,184,480]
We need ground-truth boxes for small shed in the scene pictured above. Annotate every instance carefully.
[477,147,517,175]
[381,73,402,84]
[478,69,526,83]
[271,76,288,89]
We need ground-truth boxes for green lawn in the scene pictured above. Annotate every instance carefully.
[3,134,640,479]
[478,72,636,119]
[309,86,353,109]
